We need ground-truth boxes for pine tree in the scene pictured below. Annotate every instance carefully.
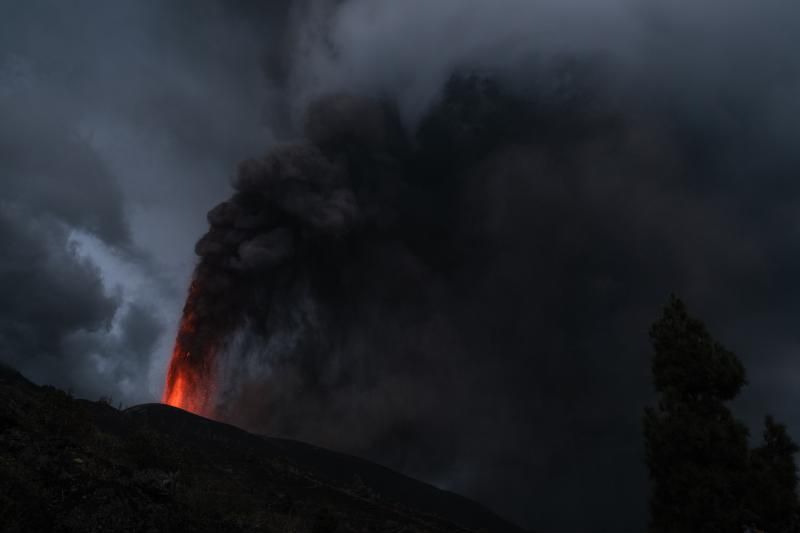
[746,416,800,532]
[644,296,800,532]
[643,296,750,532]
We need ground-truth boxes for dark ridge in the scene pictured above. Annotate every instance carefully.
[266,436,523,533]
[0,365,525,533]
[125,403,523,533]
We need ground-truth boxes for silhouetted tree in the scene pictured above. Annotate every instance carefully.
[644,296,800,533]
[747,416,800,532]
[643,296,750,532]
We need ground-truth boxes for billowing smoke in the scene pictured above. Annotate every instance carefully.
[162,93,392,413]
[159,2,800,532]
[163,62,752,529]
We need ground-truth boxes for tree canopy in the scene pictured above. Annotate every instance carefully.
[644,296,799,532]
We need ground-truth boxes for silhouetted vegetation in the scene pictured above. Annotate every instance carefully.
[747,416,800,531]
[644,296,800,532]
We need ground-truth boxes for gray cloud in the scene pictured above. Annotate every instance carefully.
[0,0,292,404]
[0,206,116,384]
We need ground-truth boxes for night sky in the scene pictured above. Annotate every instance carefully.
[2,1,800,531]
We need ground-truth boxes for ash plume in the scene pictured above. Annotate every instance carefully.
[165,64,754,530]
[162,2,800,532]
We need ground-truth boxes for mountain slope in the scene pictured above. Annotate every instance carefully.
[0,364,523,533]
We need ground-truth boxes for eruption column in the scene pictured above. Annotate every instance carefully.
[162,279,217,415]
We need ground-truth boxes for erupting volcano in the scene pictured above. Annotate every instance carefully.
[159,94,382,419]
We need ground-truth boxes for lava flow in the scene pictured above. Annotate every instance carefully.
[162,279,217,415]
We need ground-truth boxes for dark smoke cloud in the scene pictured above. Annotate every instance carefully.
[183,65,791,533]
[169,1,800,530]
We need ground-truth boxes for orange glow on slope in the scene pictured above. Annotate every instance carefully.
[162,280,216,415]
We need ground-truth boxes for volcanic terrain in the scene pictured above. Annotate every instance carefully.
[0,363,523,533]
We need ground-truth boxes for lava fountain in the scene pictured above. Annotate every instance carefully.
[162,279,218,415]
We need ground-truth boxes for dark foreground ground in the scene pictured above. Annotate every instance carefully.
[0,364,524,533]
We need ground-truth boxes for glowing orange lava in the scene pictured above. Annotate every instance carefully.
[162,280,216,415]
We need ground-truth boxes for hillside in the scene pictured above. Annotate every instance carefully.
[0,364,523,533]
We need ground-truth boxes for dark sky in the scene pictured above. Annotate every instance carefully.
[1,1,799,532]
